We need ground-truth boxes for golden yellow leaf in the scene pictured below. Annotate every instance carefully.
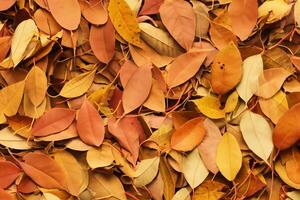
[25,66,47,106]
[23,93,47,118]
[224,91,239,113]
[60,69,96,98]
[86,144,114,169]
[216,132,242,181]
[194,180,226,200]
[275,160,300,189]
[108,0,141,46]
[192,96,225,119]
[258,0,292,23]
[0,80,25,117]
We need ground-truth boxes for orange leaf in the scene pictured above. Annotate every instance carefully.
[122,65,152,114]
[285,149,300,184]
[273,103,300,149]
[0,160,21,189]
[211,42,242,94]
[209,23,238,50]
[79,0,108,25]
[0,188,14,200]
[171,117,206,151]
[159,0,196,50]
[291,56,300,71]
[31,108,76,137]
[47,0,81,30]
[139,0,163,15]
[166,48,206,88]
[119,60,138,88]
[19,152,67,190]
[228,0,258,41]
[0,0,16,11]
[76,99,105,146]
[90,19,115,64]
[0,36,11,62]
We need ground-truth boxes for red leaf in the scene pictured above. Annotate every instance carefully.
[31,108,76,137]
[76,99,105,146]
[19,152,67,190]
[0,160,21,189]
[90,18,115,64]
[122,65,152,114]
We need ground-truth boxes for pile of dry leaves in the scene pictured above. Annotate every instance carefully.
[0,0,300,199]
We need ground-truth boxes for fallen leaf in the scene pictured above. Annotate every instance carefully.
[134,156,160,187]
[86,144,114,169]
[76,98,105,146]
[258,0,292,23]
[216,132,242,181]
[0,188,14,200]
[211,41,242,94]
[159,0,196,50]
[79,0,108,25]
[171,117,206,151]
[0,160,21,189]
[192,96,225,119]
[0,127,32,150]
[0,0,16,11]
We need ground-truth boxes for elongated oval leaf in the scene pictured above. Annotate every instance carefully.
[133,157,160,187]
[192,96,225,119]
[236,54,263,102]
[76,99,105,146]
[79,0,108,25]
[0,160,21,189]
[216,132,242,181]
[171,117,206,151]
[182,149,208,189]
[0,127,32,150]
[273,103,300,149]
[31,108,76,137]
[240,111,273,162]
[166,48,206,88]
[159,0,196,50]
[48,0,81,30]
[122,65,152,114]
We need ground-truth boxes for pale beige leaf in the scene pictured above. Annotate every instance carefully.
[0,127,32,150]
[134,156,160,187]
[172,187,191,200]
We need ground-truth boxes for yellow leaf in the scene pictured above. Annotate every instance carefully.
[86,144,114,169]
[224,91,239,113]
[194,180,226,200]
[10,19,39,67]
[216,132,242,181]
[53,151,88,196]
[23,93,47,118]
[108,0,141,46]
[258,0,292,24]
[134,156,160,187]
[275,160,300,189]
[259,90,288,124]
[172,187,191,200]
[60,69,96,98]
[236,54,263,102]
[182,149,209,189]
[295,0,300,27]
[25,66,47,106]
[192,96,225,119]
[0,80,25,117]
[240,111,273,162]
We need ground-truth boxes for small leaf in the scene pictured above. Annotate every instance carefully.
[0,160,21,189]
[216,132,242,181]
[273,103,300,149]
[172,187,191,200]
[211,42,242,94]
[240,111,273,162]
[48,0,81,30]
[31,108,76,137]
[86,144,114,169]
[59,68,96,98]
[182,149,209,189]
[76,99,105,147]
[159,0,196,50]
[79,0,108,25]
[108,0,141,46]
[236,54,263,102]
[166,48,206,88]
[25,66,48,107]
[122,65,152,114]
[133,157,160,187]
[192,96,225,119]
[171,117,206,151]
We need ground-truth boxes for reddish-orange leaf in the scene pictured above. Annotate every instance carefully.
[122,65,152,114]
[0,160,21,189]
[171,117,206,151]
[139,0,163,15]
[273,103,300,149]
[90,19,115,64]
[19,152,67,190]
[76,99,105,146]
[228,0,258,41]
[17,176,38,194]
[211,42,242,94]
[79,0,108,25]
[119,60,138,87]
[0,188,14,200]
[31,108,76,137]
[0,0,16,11]
[166,48,206,88]
[34,9,61,36]
[47,0,81,30]
[108,116,142,164]
[159,0,196,51]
